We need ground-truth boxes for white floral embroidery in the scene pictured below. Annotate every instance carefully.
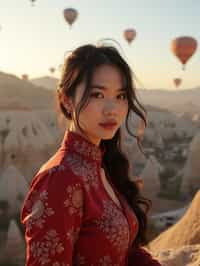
[30,229,64,265]
[98,255,120,266]
[64,183,83,216]
[25,190,55,232]
[52,262,66,266]
[72,139,102,161]
[65,153,99,191]
[95,199,129,253]
[47,165,66,176]
[66,226,80,245]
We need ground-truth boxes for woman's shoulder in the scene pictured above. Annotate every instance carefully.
[28,150,85,196]
[21,152,85,224]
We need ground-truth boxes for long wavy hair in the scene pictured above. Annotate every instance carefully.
[57,44,152,248]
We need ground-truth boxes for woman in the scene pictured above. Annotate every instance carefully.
[21,44,161,265]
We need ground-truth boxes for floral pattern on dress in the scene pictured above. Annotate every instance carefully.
[52,262,67,266]
[72,139,102,162]
[30,229,65,265]
[65,153,99,191]
[66,226,80,246]
[22,131,161,266]
[47,165,66,176]
[64,183,83,216]
[95,199,129,253]
[98,255,120,266]
[24,190,55,232]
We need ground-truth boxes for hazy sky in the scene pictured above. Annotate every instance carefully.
[0,0,199,89]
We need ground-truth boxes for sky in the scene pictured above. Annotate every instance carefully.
[0,0,199,90]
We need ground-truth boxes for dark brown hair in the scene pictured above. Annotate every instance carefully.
[57,44,152,247]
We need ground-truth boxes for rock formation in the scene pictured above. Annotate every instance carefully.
[149,190,200,251]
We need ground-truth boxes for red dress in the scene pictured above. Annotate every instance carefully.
[21,130,162,266]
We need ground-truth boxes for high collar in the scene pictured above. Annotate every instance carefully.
[61,130,105,164]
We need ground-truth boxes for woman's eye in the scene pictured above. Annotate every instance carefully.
[90,92,104,98]
[90,92,127,100]
[117,93,127,100]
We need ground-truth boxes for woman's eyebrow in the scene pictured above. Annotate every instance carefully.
[90,84,126,92]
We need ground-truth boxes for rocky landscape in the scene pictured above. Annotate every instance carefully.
[0,72,200,265]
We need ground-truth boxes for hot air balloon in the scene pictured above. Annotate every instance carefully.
[171,36,198,70]
[30,0,36,6]
[173,78,182,88]
[49,67,55,75]
[22,74,29,81]
[124,29,136,44]
[63,8,78,27]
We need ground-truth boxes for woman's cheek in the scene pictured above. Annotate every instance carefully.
[79,102,101,123]
[119,102,128,114]
[85,101,102,114]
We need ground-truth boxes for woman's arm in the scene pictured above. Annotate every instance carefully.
[128,246,162,266]
[21,166,84,266]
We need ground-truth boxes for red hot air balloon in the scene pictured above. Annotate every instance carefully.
[22,74,29,81]
[124,29,136,44]
[63,8,78,27]
[173,78,182,88]
[171,36,198,70]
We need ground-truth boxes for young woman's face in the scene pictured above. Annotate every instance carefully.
[69,64,128,145]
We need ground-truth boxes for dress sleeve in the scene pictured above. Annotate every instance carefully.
[21,166,84,266]
[128,246,162,266]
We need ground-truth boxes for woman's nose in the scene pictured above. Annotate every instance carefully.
[103,99,118,115]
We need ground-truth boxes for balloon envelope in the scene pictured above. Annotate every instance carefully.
[30,0,36,6]
[124,29,136,44]
[63,8,78,26]
[171,36,198,68]
[49,67,55,74]
[22,74,29,81]
[173,78,182,88]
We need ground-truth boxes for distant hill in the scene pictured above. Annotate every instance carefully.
[1,71,199,114]
[0,72,56,109]
[137,88,200,115]
[30,76,59,90]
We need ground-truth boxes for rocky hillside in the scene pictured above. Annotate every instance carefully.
[0,72,56,110]
[30,76,59,91]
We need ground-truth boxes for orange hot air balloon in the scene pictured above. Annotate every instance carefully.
[63,8,78,26]
[22,74,29,81]
[173,78,182,88]
[171,36,198,70]
[124,29,136,44]
[49,67,55,74]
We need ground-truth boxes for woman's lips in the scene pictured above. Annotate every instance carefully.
[99,123,117,130]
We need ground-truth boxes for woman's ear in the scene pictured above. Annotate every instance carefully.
[57,90,73,113]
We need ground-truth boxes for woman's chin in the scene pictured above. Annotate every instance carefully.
[100,132,116,140]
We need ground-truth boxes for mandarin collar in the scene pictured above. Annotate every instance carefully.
[61,130,105,164]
